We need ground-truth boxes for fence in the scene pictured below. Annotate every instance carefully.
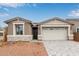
[74,32,79,41]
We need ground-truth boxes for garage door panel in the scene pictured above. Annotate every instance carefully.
[42,27,68,40]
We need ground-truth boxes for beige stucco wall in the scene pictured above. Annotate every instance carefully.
[44,20,68,25]
[7,20,32,35]
[8,22,13,35]
[25,22,32,35]
[38,25,41,35]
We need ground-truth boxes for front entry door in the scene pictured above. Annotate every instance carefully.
[32,27,38,40]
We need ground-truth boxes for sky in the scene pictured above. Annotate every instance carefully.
[0,3,79,27]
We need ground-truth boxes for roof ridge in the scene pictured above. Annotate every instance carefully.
[4,17,32,24]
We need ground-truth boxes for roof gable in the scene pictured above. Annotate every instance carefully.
[4,17,32,24]
[39,17,73,25]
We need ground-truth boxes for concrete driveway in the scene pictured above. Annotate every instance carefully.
[43,40,79,56]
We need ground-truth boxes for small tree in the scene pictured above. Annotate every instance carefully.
[3,27,8,42]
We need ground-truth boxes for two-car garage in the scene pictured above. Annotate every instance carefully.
[42,27,68,40]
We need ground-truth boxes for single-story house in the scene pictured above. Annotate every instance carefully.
[0,17,79,41]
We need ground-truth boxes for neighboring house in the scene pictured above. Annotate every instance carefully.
[66,19,79,41]
[66,19,79,33]
[1,17,79,41]
[0,27,4,41]
[4,17,33,41]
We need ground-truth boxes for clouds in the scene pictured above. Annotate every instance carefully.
[32,4,37,7]
[0,13,9,16]
[0,3,37,12]
[26,3,37,7]
[0,3,25,12]
[68,9,79,17]
[0,3,37,17]
[0,3,25,8]
[0,3,37,8]
[0,3,26,17]
[3,8,9,11]
[0,9,9,17]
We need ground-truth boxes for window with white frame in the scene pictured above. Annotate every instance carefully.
[15,24,24,35]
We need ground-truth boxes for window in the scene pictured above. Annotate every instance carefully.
[15,24,23,35]
[0,32,3,36]
[77,28,79,32]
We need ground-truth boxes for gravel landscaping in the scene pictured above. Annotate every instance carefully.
[43,40,79,56]
[0,41,48,56]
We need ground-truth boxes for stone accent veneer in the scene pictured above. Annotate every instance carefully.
[7,35,32,41]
